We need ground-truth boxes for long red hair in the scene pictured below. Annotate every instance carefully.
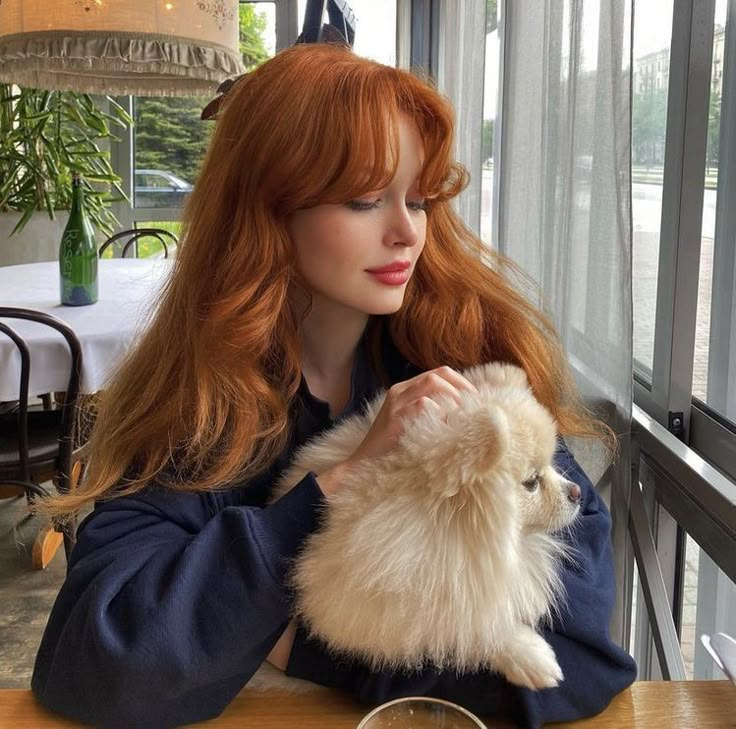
[43,44,611,517]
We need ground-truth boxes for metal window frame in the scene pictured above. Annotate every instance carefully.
[689,403,736,483]
[633,0,715,432]
[632,403,736,679]
[706,0,736,426]
[409,0,439,76]
[630,1,721,679]
[631,1,736,680]
[633,406,736,574]
[629,438,688,680]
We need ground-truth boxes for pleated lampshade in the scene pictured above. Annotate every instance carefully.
[0,0,244,96]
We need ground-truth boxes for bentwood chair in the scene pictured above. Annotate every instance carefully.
[99,228,178,259]
[0,307,86,568]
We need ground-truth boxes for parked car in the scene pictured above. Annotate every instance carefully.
[135,169,193,208]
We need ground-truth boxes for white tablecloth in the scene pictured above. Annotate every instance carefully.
[0,259,173,401]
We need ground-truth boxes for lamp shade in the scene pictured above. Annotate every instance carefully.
[0,0,245,96]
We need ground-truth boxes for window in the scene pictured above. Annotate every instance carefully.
[629,440,736,681]
[100,222,182,259]
[118,2,277,226]
[297,0,397,66]
[693,0,736,428]
[632,0,674,382]
[480,0,500,247]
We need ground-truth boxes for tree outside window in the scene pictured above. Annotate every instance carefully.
[134,5,271,203]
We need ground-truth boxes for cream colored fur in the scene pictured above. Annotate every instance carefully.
[271,362,581,690]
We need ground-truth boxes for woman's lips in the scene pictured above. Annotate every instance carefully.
[367,269,410,285]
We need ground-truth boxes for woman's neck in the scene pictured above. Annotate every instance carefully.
[298,302,368,416]
[298,304,368,381]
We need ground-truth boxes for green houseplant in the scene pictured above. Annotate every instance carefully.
[0,84,132,239]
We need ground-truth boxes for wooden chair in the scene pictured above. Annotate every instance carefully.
[0,307,86,568]
[99,227,178,259]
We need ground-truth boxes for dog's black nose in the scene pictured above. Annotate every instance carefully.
[567,483,581,504]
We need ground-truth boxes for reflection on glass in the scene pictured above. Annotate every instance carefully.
[133,3,275,210]
[480,0,499,247]
[632,0,674,380]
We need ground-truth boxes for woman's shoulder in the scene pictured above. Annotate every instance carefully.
[86,466,274,530]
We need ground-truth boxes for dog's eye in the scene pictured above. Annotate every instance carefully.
[523,473,540,492]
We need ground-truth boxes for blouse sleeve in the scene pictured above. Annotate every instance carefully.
[32,473,326,729]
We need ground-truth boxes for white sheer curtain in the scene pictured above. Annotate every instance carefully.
[495,0,633,645]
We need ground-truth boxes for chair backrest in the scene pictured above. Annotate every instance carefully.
[0,307,83,495]
[99,228,178,259]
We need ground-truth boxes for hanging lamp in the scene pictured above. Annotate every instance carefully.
[0,0,244,96]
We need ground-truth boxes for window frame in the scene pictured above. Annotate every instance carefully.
[634,0,736,483]
[631,0,736,680]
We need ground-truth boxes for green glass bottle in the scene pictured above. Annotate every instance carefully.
[59,172,98,306]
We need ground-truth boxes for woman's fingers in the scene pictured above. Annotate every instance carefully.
[391,367,476,410]
[400,395,446,423]
[344,366,478,467]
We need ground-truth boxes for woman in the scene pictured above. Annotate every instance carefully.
[33,43,636,728]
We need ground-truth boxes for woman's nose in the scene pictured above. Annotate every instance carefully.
[385,207,421,247]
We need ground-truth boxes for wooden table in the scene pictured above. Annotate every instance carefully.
[2,681,735,727]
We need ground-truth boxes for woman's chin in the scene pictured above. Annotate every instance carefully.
[364,297,406,316]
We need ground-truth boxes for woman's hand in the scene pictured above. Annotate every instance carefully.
[317,366,476,495]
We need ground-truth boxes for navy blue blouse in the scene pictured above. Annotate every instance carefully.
[32,328,636,728]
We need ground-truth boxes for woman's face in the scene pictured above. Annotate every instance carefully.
[288,116,427,318]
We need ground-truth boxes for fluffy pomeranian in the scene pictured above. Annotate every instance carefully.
[271,362,582,690]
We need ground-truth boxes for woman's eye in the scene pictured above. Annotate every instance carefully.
[345,198,428,212]
[346,199,380,211]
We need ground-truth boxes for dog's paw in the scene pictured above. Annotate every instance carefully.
[495,630,564,690]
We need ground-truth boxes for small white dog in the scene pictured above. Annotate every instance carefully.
[271,362,581,690]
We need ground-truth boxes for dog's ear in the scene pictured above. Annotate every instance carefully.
[447,405,511,475]
[401,404,511,498]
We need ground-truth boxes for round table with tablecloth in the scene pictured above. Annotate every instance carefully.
[0,258,173,401]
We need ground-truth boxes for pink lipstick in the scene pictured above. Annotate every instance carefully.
[366,260,411,286]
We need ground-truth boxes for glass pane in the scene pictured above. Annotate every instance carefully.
[632,1,674,381]
[480,0,500,247]
[683,533,736,680]
[99,222,182,259]
[133,3,276,210]
[681,533,700,679]
[297,0,396,65]
[693,0,736,429]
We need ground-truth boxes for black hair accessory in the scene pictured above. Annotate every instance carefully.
[201,0,355,121]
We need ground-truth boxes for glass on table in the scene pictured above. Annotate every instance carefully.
[356,696,487,728]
